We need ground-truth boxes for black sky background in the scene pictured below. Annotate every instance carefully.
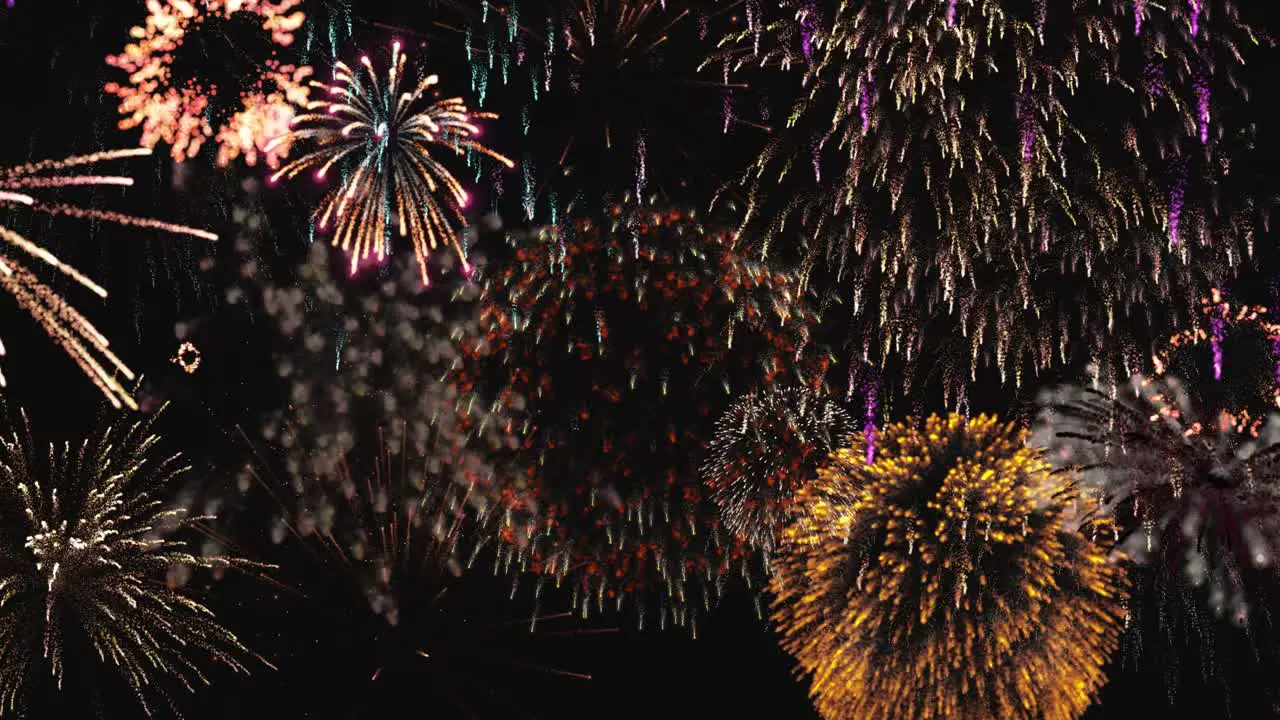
[0,1,1277,718]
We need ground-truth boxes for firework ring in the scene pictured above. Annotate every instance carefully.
[105,0,312,169]
[172,340,202,374]
[1151,288,1280,408]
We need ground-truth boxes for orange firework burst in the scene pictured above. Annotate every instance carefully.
[105,0,311,168]
[772,414,1127,720]
[0,148,217,409]
[268,42,514,284]
[456,198,831,631]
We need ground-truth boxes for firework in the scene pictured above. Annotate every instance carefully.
[457,196,831,630]
[462,1,749,222]
[1150,288,1280,409]
[701,384,854,550]
[0,405,267,717]
[1035,374,1280,707]
[171,341,201,374]
[267,42,513,284]
[105,0,311,168]
[771,414,1126,720]
[721,1,1265,406]
[0,148,217,410]
[1036,375,1280,625]
[231,218,520,568]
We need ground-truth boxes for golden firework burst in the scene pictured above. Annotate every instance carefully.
[771,413,1127,720]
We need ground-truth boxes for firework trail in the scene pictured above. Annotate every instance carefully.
[0,148,216,410]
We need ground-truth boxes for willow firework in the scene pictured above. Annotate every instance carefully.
[0,148,217,409]
[268,42,514,284]
[701,384,854,550]
[0,405,267,717]
[721,0,1265,406]
[771,414,1126,720]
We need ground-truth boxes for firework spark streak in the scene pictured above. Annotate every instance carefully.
[0,405,269,717]
[0,148,216,410]
[269,42,513,284]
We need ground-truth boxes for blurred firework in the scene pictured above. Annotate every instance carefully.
[771,414,1126,720]
[719,0,1269,406]
[701,384,854,551]
[0,148,217,410]
[231,222,521,571]
[457,196,831,630]
[462,0,751,222]
[104,0,312,168]
[268,42,513,284]
[0,405,267,717]
[1035,374,1280,699]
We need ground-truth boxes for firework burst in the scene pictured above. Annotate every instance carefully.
[457,196,831,630]
[701,384,854,551]
[104,0,311,168]
[1036,375,1280,625]
[772,414,1126,720]
[720,0,1267,406]
[0,148,217,410]
[268,42,513,284]
[0,405,267,717]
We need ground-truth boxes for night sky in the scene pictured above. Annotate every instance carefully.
[1,1,1279,718]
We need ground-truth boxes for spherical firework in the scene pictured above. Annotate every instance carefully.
[267,42,513,284]
[701,385,854,550]
[721,1,1266,407]
[104,0,312,168]
[0,405,268,717]
[461,1,750,222]
[771,414,1127,720]
[0,148,217,410]
[457,196,831,630]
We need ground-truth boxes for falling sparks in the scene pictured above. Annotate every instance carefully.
[863,384,877,464]
[722,0,1261,403]
[267,42,513,285]
[0,148,216,410]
